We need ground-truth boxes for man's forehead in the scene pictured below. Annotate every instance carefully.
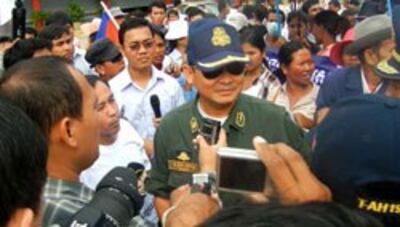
[53,33,71,43]
[124,27,153,42]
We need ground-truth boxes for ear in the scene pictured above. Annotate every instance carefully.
[182,64,195,85]
[95,64,105,76]
[56,117,79,148]
[7,208,34,227]
[364,49,378,66]
[119,44,126,58]
[281,64,289,76]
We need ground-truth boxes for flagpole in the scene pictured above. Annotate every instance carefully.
[100,1,120,30]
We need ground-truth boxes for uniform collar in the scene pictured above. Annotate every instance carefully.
[191,94,247,133]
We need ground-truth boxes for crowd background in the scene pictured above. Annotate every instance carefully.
[0,0,400,226]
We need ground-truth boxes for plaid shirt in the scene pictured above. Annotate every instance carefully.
[42,178,94,226]
[42,178,154,227]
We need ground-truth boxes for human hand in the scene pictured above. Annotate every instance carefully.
[252,136,332,204]
[153,117,162,128]
[195,129,227,173]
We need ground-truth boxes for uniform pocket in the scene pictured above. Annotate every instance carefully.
[168,171,192,188]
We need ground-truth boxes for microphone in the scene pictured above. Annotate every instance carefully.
[150,95,162,118]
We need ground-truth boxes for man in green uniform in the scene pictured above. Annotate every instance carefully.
[146,18,310,218]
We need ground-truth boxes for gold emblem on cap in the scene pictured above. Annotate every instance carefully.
[177,151,190,161]
[235,112,245,128]
[190,117,199,133]
[211,27,231,47]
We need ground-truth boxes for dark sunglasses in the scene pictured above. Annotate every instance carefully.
[197,62,246,80]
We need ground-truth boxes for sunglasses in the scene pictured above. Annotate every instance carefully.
[197,62,246,80]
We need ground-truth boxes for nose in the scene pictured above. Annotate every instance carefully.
[107,104,118,117]
[218,71,235,84]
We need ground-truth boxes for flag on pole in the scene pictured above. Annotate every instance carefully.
[95,1,120,45]
[0,0,15,26]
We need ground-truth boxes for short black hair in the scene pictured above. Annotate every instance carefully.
[254,5,268,22]
[278,40,306,66]
[131,9,146,18]
[167,9,179,18]
[151,25,165,40]
[0,99,47,226]
[302,0,320,14]
[25,27,38,38]
[242,5,256,20]
[39,24,70,42]
[45,11,73,27]
[203,202,383,227]
[3,38,52,70]
[173,0,182,7]
[0,36,12,44]
[0,57,83,138]
[329,0,341,8]
[149,1,167,13]
[287,10,309,24]
[240,26,267,52]
[119,18,154,45]
[186,7,205,20]
[314,10,350,38]
[85,75,109,88]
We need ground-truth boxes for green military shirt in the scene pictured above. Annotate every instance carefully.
[146,94,310,205]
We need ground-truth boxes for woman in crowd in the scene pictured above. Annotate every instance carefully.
[267,41,318,130]
[165,19,188,76]
[240,26,280,99]
[312,10,350,57]
[287,10,319,54]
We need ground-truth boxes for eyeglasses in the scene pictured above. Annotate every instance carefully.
[197,62,246,80]
[128,40,154,52]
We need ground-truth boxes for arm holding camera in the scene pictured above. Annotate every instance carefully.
[252,136,332,204]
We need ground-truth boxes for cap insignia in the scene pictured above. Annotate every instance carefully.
[211,27,231,47]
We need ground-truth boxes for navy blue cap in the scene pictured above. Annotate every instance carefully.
[312,95,400,226]
[187,18,249,73]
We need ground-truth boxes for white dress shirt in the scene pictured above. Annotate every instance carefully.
[109,66,185,140]
[80,119,151,190]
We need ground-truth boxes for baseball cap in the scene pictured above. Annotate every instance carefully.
[312,95,400,226]
[187,18,249,74]
[165,20,188,40]
[85,38,121,67]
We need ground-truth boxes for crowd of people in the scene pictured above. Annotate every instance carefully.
[0,0,400,226]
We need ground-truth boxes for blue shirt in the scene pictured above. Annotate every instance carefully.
[109,66,185,140]
[74,47,95,76]
[317,65,388,110]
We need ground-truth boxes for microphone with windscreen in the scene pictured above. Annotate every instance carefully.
[150,95,162,118]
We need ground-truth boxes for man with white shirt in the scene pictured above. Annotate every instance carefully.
[316,15,395,123]
[109,18,184,158]
[80,76,150,189]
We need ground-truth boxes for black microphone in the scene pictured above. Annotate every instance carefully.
[150,95,162,118]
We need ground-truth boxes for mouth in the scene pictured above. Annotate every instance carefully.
[109,120,120,133]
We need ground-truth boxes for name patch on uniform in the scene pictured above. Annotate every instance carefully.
[168,160,199,173]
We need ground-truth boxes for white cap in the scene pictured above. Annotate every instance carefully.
[165,20,188,40]
[225,11,248,31]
